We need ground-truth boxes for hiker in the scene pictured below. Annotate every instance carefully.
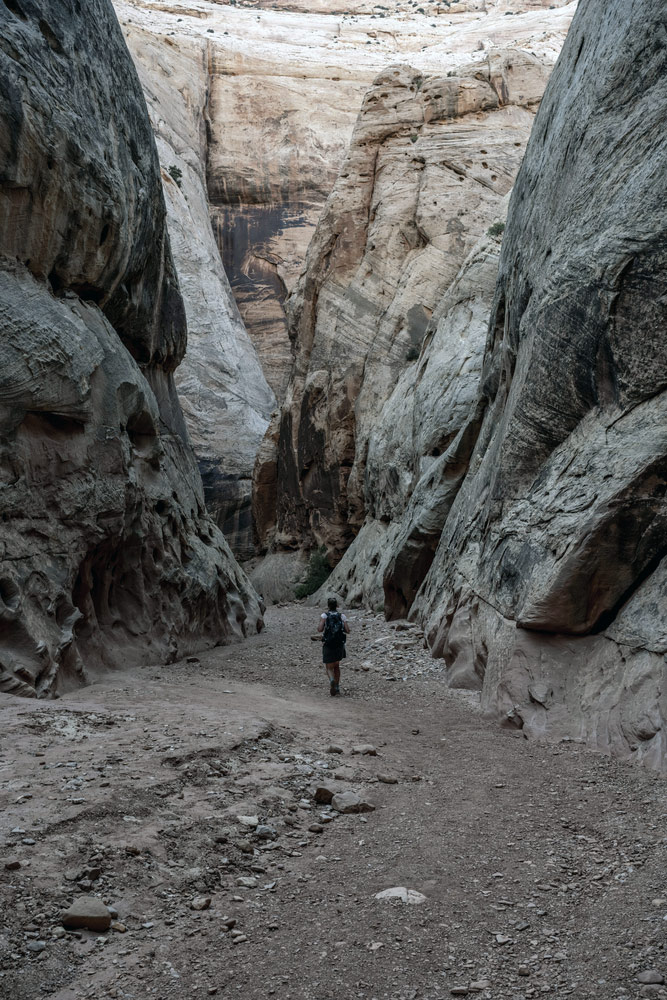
[317,597,350,697]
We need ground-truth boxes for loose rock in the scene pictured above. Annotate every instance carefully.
[61,897,112,932]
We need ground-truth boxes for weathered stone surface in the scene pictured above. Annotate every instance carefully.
[321,216,506,611]
[415,0,667,767]
[114,0,575,400]
[256,48,556,590]
[331,790,376,813]
[119,24,275,557]
[0,0,262,697]
[375,887,427,904]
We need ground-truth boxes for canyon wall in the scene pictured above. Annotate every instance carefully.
[410,0,667,768]
[0,0,263,697]
[255,47,554,576]
[117,23,276,558]
[114,0,575,401]
[320,0,667,767]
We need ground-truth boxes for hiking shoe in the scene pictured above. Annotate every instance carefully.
[334,684,340,696]
[330,679,337,696]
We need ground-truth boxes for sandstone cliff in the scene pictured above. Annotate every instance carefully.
[118,24,276,558]
[256,49,553,569]
[114,0,575,399]
[0,0,263,697]
[409,0,667,768]
[325,0,666,768]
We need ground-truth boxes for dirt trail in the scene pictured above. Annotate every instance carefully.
[1,604,665,1000]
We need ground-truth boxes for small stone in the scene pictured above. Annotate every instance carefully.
[255,825,277,840]
[222,917,237,929]
[470,982,491,992]
[638,973,665,986]
[326,745,344,754]
[236,815,259,828]
[61,897,112,932]
[377,774,398,784]
[26,940,46,953]
[450,989,469,996]
[360,661,372,671]
[374,887,426,904]
[331,791,375,814]
[186,656,200,664]
[236,839,253,854]
[236,877,257,889]
[3,859,21,871]
[351,744,377,756]
[309,823,324,833]
[518,966,531,976]
[22,838,36,845]
[110,921,127,933]
[313,784,337,805]
[231,934,247,944]
[191,897,212,911]
[52,927,66,939]
[495,933,511,945]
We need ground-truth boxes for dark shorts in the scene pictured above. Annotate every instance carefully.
[322,641,346,665]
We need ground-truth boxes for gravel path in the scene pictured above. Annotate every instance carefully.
[0,603,665,1000]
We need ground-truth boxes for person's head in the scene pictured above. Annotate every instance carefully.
[327,597,338,611]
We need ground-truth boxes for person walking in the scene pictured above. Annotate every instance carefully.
[317,597,350,696]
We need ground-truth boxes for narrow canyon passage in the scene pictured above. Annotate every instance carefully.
[1,605,664,1000]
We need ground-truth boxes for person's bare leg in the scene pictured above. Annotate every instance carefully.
[326,661,339,694]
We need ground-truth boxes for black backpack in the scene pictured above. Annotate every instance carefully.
[323,611,345,644]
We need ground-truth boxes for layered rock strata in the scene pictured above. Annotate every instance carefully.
[119,24,275,558]
[409,0,667,767]
[114,0,576,398]
[0,0,262,697]
[257,50,552,567]
[322,212,507,611]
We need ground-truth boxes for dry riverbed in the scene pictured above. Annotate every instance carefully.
[1,604,665,1000]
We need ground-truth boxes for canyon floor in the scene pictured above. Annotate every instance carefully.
[0,605,665,1000]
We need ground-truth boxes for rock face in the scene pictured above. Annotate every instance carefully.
[118,24,275,558]
[257,49,553,567]
[322,214,506,611]
[0,0,263,697]
[114,0,575,399]
[410,0,667,767]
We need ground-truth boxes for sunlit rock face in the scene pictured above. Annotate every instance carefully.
[113,0,576,399]
[117,24,276,558]
[0,0,263,697]
[411,0,667,768]
[256,47,556,565]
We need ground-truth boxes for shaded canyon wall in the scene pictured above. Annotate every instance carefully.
[298,0,667,767]
[0,0,263,697]
[116,23,276,559]
[254,48,555,578]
